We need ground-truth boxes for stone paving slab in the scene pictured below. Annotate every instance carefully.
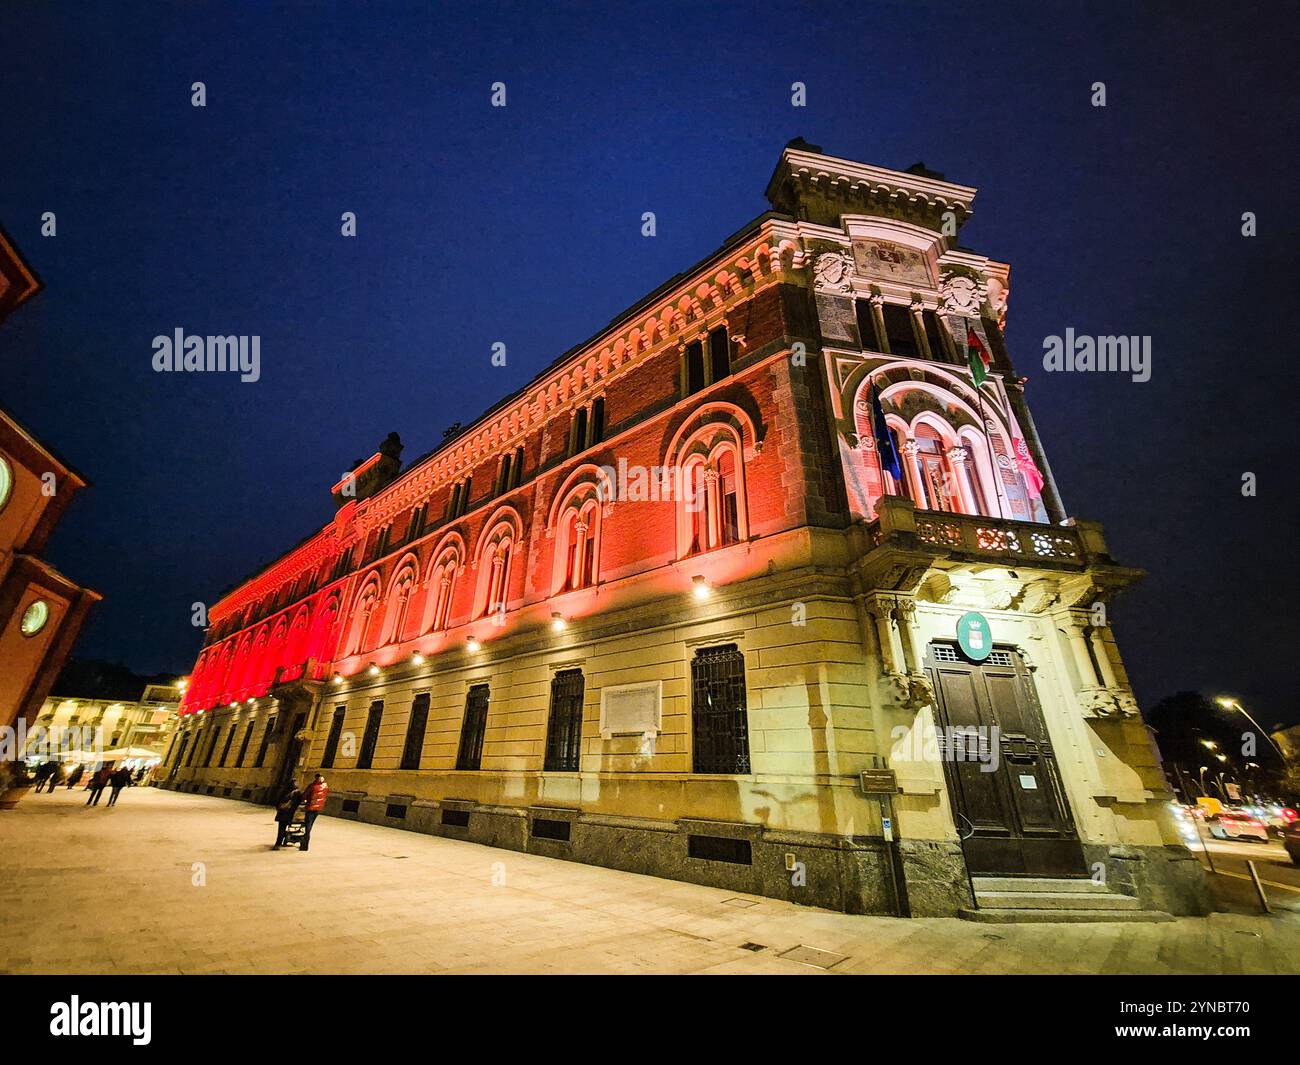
[1,787,1296,975]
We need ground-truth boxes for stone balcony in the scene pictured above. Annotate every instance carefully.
[863,496,1123,576]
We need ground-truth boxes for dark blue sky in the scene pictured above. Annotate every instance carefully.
[1,2,1295,724]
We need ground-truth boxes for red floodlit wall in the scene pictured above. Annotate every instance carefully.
[180,251,835,714]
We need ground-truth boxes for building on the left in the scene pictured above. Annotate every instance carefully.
[24,661,182,773]
[0,225,102,736]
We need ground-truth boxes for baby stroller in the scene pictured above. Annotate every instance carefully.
[281,807,308,846]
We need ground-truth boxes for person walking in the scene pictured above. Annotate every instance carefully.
[85,766,111,806]
[64,764,84,790]
[106,766,131,806]
[299,773,329,851]
[272,785,303,849]
[35,761,56,792]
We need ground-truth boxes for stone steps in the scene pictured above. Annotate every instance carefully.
[958,906,1174,924]
[972,875,1110,894]
[962,876,1173,923]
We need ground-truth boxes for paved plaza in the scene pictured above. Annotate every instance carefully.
[1,786,1297,975]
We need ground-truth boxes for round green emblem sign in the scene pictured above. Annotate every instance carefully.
[956,611,992,662]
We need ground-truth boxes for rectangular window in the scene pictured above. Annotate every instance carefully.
[456,684,491,771]
[590,397,605,446]
[357,700,384,769]
[219,723,237,767]
[400,693,430,770]
[407,504,426,543]
[685,340,705,395]
[450,477,471,517]
[254,714,277,768]
[235,721,255,767]
[570,406,588,456]
[496,453,513,495]
[543,669,585,772]
[186,730,202,766]
[531,817,571,841]
[510,446,525,489]
[173,733,191,768]
[691,644,751,774]
[687,834,752,865]
[708,325,730,383]
[320,705,346,769]
[855,300,882,351]
[203,727,222,767]
[882,302,920,358]
[922,309,949,362]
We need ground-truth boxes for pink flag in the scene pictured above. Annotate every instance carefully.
[1014,437,1044,496]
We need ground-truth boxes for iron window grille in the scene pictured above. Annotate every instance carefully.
[320,705,346,769]
[691,644,751,774]
[357,701,384,769]
[401,693,430,770]
[218,724,237,767]
[254,714,277,768]
[456,684,491,770]
[543,669,585,772]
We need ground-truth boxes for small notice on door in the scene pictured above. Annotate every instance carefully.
[1018,774,1038,790]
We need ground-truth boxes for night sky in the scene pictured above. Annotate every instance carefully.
[1,3,1295,724]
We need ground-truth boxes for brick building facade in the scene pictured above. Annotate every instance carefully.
[162,144,1206,919]
[0,227,102,737]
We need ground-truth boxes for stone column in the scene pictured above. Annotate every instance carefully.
[900,438,925,507]
[867,291,887,353]
[909,297,930,360]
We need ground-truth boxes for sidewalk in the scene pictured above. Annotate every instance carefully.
[1,787,1296,974]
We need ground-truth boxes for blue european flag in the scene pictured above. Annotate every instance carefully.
[871,383,903,483]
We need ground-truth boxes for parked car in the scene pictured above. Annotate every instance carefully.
[1283,822,1300,866]
[1266,805,1299,837]
[1207,810,1271,842]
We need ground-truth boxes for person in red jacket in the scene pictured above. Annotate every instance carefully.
[300,773,329,851]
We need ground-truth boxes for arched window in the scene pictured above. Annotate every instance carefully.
[422,550,458,632]
[472,510,523,621]
[345,576,381,656]
[683,443,744,557]
[382,562,418,645]
[913,423,960,513]
[552,486,603,595]
[664,405,755,561]
[287,605,312,667]
[484,538,512,617]
[312,594,341,665]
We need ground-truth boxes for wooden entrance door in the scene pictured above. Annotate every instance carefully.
[271,711,307,799]
[926,642,1084,877]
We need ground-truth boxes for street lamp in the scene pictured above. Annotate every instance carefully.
[1216,696,1285,759]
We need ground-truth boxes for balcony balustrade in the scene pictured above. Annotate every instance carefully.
[868,496,1112,570]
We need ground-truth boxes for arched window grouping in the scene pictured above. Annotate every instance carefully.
[855,376,1037,522]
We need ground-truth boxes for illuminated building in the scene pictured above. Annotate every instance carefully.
[165,144,1206,918]
[0,226,102,736]
[27,668,182,770]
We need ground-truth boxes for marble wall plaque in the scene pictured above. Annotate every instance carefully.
[815,291,860,346]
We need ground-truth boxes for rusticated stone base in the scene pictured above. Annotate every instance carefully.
[897,838,975,916]
[1082,842,1212,916]
[321,792,908,915]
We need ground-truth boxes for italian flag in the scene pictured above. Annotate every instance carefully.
[966,325,991,385]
